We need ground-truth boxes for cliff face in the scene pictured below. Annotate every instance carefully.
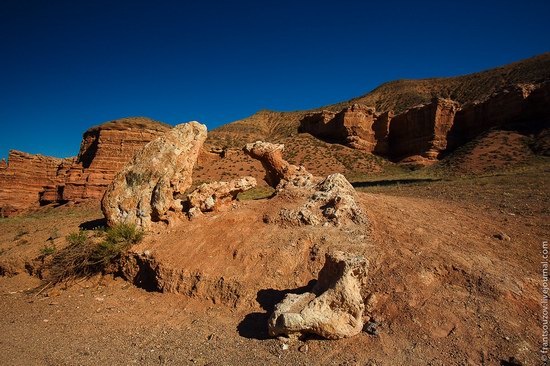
[300,82,550,162]
[0,151,73,217]
[388,98,460,160]
[0,117,171,217]
[299,105,391,155]
[63,118,172,201]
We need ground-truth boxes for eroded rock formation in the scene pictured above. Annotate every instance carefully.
[278,173,367,226]
[243,141,312,189]
[0,151,73,217]
[388,98,460,160]
[64,117,172,201]
[300,104,391,155]
[102,122,207,230]
[447,83,550,150]
[300,82,550,162]
[0,117,172,217]
[268,251,369,339]
[244,141,366,226]
[186,176,257,214]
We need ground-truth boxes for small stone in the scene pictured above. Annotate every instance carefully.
[298,344,308,353]
[363,321,379,336]
[494,232,511,241]
[281,343,289,351]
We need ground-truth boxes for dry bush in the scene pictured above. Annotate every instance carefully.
[46,223,143,284]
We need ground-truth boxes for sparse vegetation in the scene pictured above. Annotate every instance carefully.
[13,229,29,240]
[46,223,143,284]
[237,186,275,201]
[40,243,56,256]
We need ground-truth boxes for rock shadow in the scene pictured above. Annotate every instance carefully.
[237,280,316,340]
[79,218,107,230]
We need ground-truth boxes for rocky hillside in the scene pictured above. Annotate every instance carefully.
[208,52,550,149]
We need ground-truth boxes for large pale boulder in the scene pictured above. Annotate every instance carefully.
[268,251,369,339]
[243,141,312,189]
[278,173,367,226]
[186,176,257,213]
[101,122,207,230]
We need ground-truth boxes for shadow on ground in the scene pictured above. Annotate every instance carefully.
[79,218,107,230]
[352,178,441,188]
[237,280,315,340]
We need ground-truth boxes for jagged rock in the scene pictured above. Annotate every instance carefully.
[448,82,550,151]
[300,104,391,155]
[101,122,207,230]
[186,176,257,212]
[268,251,369,339]
[0,151,73,217]
[278,173,367,226]
[243,141,313,189]
[389,98,460,161]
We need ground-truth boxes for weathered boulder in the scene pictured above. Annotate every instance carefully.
[268,251,369,339]
[101,122,207,230]
[278,173,367,226]
[243,141,312,189]
[186,176,257,213]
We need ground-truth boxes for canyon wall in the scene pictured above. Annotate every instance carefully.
[0,117,171,217]
[63,118,172,201]
[388,98,459,160]
[0,151,72,217]
[299,104,391,155]
[300,82,550,162]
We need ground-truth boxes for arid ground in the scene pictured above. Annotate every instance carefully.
[1,154,548,365]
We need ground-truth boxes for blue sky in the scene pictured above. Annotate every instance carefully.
[1,0,549,159]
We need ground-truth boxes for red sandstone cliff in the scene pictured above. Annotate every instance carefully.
[0,151,73,217]
[63,117,172,201]
[300,82,550,162]
[299,104,391,155]
[0,117,172,217]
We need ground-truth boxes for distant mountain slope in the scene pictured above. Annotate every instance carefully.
[208,52,550,148]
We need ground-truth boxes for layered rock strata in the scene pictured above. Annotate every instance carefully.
[0,117,171,217]
[0,151,73,217]
[64,117,172,201]
[300,104,391,155]
[300,82,550,162]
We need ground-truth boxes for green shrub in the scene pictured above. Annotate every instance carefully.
[40,244,56,256]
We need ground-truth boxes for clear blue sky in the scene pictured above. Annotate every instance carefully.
[1,0,549,160]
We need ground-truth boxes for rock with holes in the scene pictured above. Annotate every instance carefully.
[278,173,367,226]
[101,122,207,230]
[243,141,313,189]
[268,251,369,339]
[186,176,257,213]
